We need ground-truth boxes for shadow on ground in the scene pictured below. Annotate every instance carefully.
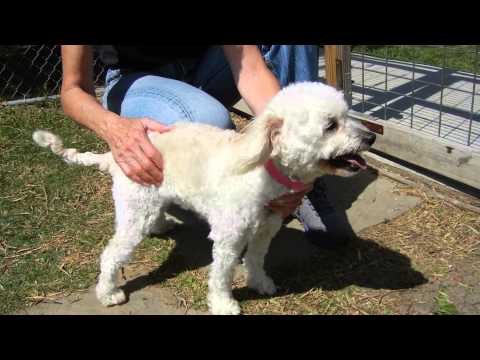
[122,169,427,303]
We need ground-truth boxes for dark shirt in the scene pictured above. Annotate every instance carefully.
[95,45,210,70]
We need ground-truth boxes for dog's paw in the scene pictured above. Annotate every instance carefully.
[96,288,127,307]
[208,296,241,315]
[247,275,277,296]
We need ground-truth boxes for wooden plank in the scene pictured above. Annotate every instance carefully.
[349,112,480,190]
[339,45,352,106]
[324,45,339,88]
[360,120,384,135]
[325,45,352,105]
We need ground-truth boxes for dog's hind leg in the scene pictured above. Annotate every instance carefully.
[244,214,282,295]
[96,232,140,306]
[96,189,165,307]
[207,216,253,315]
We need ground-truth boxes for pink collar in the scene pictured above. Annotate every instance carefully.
[264,159,306,192]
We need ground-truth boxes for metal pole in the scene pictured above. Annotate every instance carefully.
[467,45,479,146]
[410,46,416,128]
[2,94,60,106]
[341,45,352,107]
[438,45,447,137]
[361,48,365,113]
[384,46,389,120]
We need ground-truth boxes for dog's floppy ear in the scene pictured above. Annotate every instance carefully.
[268,117,283,157]
[230,115,283,174]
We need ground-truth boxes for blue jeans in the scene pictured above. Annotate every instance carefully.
[102,45,319,127]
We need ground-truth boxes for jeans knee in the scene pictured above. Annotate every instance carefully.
[215,104,232,129]
[192,98,233,129]
[260,45,319,86]
[179,97,233,129]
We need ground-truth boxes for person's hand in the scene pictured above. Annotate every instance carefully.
[267,183,314,218]
[104,117,172,186]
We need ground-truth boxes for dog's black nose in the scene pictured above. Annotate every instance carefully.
[366,133,376,146]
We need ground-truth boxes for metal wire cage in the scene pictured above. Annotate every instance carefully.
[348,45,480,151]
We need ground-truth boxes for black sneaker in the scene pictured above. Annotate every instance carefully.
[293,178,353,249]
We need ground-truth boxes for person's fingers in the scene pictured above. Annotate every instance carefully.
[268,204,293,219]
[270,200,298,209]
[132,174,148,187]
[138,139,164,178]
[125,154,157,186]
[270,192,305,207]
[303,183,314,192]
[130,143,163,185]
[135,164,157,185]
[280,189,308,200]
[118,161,148,186]
[106,118,166,186]
[267,188,311,218]
[267,199,299,210]
[141,118,174,133]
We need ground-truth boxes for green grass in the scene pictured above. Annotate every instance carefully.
[0,101,114,313]
[434,290,460,315]
[353,45,479,74]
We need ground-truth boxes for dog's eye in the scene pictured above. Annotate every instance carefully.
[326,119,337,132]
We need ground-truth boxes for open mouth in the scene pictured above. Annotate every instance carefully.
[328,153,368,172]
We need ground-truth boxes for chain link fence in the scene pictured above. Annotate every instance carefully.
[0,45,106,105]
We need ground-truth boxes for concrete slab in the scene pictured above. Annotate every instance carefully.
[265,169,420,268]
[21,170,420,315]
[19,285,206,315]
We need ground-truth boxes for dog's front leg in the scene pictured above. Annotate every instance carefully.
[244,214,282,295]
[207,223,250,315]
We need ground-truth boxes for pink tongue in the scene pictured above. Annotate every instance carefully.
[347,157,367,170]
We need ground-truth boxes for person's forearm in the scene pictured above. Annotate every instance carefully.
[60,45,172,186]
[61,86,120,142]
[223,45,281,116]
[236,65,281,116]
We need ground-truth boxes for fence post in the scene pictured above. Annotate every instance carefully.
[324,45,352,106]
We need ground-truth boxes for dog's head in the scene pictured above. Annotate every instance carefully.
[235,82,376,183]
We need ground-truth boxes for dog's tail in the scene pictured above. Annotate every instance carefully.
[32,130,111,172]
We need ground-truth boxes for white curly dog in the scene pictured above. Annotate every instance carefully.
[33,82,376,315]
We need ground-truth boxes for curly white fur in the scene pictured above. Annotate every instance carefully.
[33,82,374,315]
